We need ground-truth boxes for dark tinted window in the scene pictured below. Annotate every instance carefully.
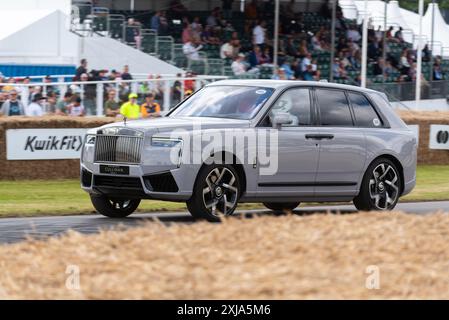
[268,88,312,126]
[316,89,353,126]
[348,92,383,127]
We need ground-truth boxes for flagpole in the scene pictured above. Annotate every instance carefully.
[416,0,424,105]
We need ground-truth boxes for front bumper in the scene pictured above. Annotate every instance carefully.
[80,163,194,201]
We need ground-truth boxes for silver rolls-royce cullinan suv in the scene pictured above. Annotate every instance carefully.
[81,80,417,221]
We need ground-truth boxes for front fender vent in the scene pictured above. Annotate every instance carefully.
[144,172,179,192]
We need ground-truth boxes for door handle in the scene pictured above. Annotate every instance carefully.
[305,134,334,140]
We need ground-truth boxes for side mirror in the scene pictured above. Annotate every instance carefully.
[272,112,292,129]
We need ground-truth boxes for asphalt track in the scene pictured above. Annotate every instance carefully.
[0,201,448,244]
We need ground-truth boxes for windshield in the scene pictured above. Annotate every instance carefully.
[169,85,274,120]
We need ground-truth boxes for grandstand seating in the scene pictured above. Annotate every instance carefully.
[70,2,449,83]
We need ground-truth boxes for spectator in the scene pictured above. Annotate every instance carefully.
[220,39,235,59]
[75,59,88,81]
[252,20,266,49]
[26,93,46,116]
[423,45,431,63]
[394,27,404,43]
[80,73,96,115]
[151,11,161,31]
[68,96,85,117]
[433,61,443,81]
[272,68,288,80]
[373,58,385,76]
[141,93,161,118]
[0,90,25,116]
[399,49,411,75]
[104,90,120,117]
[120,93,140,119]
[183,37,203,61]
[301,53,312,72]
[159,11,169,36]
[346,25,361,42]
[206,7,220,28]
[260,47,272,64]
[248,45,262,68]
[231,53,247,75]
[121,65,133,80]
[172,74,183,106]
[182,23,193,43]
[56,92,73,115]
[126,18,141,49]
[46,92,58,114]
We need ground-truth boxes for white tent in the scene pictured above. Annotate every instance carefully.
[423,3,449,56]
[0,9,183,74]
[0,10,78,64]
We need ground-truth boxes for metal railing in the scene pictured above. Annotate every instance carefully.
[368,80,449,102]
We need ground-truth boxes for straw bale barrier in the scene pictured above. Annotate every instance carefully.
[0,116,114,180]
[1,211,449,299]
[0,111,448,180]
[398,110,449,165]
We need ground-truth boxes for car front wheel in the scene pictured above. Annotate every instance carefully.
[90,195,141,218]
[353,158,402,211]
[187,164,240,222]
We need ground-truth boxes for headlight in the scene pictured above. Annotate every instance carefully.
[151,137,182,147]
[85,134,96,145]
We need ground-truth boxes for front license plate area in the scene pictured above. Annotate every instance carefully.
[99,165,130,175]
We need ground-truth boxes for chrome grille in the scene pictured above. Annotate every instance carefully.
[94,135,143,164]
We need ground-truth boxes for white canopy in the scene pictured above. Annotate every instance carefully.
[423,3,449,56]
[0,9,183,74]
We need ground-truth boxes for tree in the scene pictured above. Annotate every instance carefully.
[398,0,449,11]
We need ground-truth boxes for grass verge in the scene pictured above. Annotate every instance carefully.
[0,165,447,217]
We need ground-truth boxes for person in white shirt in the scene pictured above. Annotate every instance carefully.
[301,53,312,72]
[346,25,361,42]
[220,39,234,59]
[68,96,85,117]
[252,20,266,48]
[183,37,203,61]
[231,53,247,75]
[26,93,45,116]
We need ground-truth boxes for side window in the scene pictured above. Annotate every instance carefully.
[316,89,353,126]
[266,88,312,126]
[348,92,383,128]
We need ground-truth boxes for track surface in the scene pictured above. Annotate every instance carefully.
[0,201,448,244]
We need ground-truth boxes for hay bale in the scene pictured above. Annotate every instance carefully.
[1,212,449,299]
[0,116,115,180]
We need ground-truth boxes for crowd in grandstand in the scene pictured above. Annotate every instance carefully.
[1,0,448,118]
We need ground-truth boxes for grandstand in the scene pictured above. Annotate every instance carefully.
[66,1,449,100]
[2,0,449,115]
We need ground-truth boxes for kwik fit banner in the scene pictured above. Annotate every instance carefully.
[6,128,87,160]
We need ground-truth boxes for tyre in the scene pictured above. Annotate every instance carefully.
[263,202,300,212]
[90,195,141,218]
[353,158,402,211]
[187,164,241,222]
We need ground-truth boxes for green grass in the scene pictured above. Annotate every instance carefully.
[0,165,447,218]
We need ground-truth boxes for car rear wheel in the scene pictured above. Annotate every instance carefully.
[263,202,300,212]
[353,158,402,211]
[90,195,141,218]
[187,164,240,222]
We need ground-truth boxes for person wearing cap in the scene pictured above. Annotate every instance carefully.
[26,93,46,116]
[141,93,161,118]
[0,90,25,116]
[120,93,141,119]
